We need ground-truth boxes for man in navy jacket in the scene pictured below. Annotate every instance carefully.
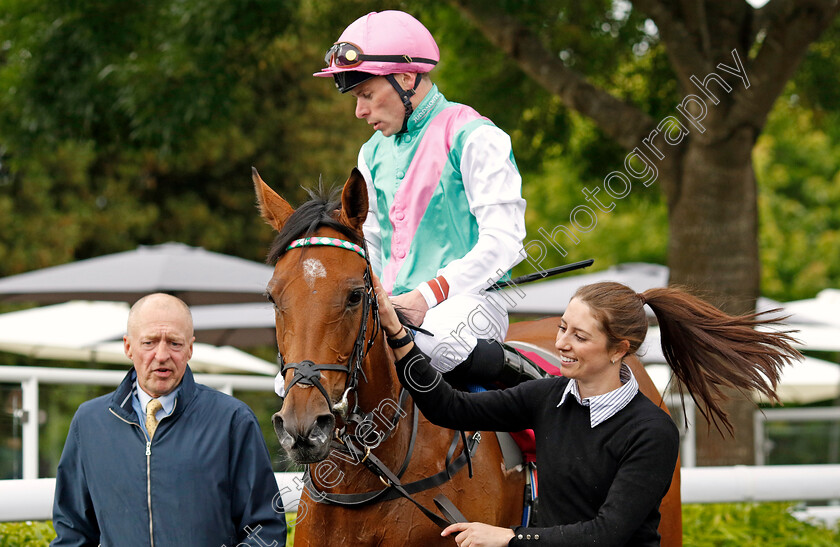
[51,293,287,546]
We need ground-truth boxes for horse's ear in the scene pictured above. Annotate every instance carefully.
[338,168,368,234]
[253,167,295,232]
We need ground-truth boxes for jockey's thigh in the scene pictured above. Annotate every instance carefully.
[413,291,509,373]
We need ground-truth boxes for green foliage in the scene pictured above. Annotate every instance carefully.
[755,89,840,300]
[0,521,55,546]
[683,503,840,546]
[4,504,839,546]
[0,0,372,277]
[0,516,299,545]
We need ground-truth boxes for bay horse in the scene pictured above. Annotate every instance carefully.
[254,168,682,546]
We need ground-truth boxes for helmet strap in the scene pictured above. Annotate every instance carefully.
[385,74,423,134]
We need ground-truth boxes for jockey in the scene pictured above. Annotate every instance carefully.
[314,10,542,387]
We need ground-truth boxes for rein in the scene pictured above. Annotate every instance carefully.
[278,235,476,528]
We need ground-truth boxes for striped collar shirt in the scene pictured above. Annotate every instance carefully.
[557,363,639,428]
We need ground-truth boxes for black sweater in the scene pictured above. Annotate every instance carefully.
[395,345,680,546]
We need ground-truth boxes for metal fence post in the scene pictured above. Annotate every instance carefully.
[21,376,39,480]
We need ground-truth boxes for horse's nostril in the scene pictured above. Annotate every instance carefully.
[315,413,334,431]
[271,411,286,439]
[312,414,335,444]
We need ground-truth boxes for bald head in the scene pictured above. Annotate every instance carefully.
[127,293,194,338]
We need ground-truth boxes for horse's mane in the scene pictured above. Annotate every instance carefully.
[267,185,364,264]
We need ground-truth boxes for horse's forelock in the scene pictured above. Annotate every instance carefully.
[266,187,364,264]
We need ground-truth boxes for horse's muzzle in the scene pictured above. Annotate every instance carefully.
[272,410,335,464]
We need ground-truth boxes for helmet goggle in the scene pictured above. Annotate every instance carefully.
[324,42,438,69]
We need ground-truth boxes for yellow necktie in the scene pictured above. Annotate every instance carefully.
[145,399,164,439]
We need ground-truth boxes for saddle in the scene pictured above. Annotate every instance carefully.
[482,341,563,469]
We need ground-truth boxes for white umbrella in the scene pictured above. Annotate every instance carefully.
[0,301,128,352]
[644,358,840,404]
[782,289,840,329]
[0,301,278,375]
[641,326,840,404]
[0,299,278,349]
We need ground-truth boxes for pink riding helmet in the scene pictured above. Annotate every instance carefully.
[314,10,440,93]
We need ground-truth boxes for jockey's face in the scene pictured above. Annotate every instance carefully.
[554,298,627,394]
[124,295,194,398]
[350,74,413,137]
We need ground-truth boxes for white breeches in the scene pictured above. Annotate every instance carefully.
[413,291,510,372]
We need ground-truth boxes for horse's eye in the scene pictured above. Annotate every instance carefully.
[348,289,364,306]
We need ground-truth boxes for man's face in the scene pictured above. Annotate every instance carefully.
[350,75,409,137]
[124,297,194,398]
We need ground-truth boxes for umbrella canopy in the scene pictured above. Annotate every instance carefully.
[0,242,274,305]
[641,325,840,404]
[501,262,668,316]
[781,289,840,328]
[644,357,840,404]
[0,300,279,348]
[0,301,278,375]
[190,302,277,347]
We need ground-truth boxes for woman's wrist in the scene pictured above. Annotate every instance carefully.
[386,326,406,339]
[387,328,414,349]
[387,326,405,338]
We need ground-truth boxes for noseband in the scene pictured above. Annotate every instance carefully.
[278,236,380,420]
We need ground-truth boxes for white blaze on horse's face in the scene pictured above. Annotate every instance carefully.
[302,258,327,289]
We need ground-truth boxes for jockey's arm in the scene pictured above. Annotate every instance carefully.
[417,125,526,304]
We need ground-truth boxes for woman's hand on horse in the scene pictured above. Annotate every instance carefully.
[441,521,515,546]
[390,289,429,327]
[372,273,403,337]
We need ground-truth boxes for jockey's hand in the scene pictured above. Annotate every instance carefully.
[390,289,429,327]
[441,521,514,546]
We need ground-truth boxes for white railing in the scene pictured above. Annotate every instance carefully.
[0,366,275,480]
[2,466,839,522]
[0,473,302,522]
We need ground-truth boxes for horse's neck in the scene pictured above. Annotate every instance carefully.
[356,334,400,410]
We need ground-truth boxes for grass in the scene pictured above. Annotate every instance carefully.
[682,503,840,546]
[0,521,55,547]
[1,503,837,545]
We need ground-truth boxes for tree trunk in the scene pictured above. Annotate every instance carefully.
[668,127,760,464]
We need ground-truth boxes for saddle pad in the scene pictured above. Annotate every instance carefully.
[500,342,565,466]
[505,340,564,376]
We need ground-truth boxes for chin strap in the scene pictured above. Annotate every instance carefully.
[385,73,423,134]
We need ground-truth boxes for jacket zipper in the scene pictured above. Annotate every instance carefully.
[146,439,153,547]
[108,399,177,547]
[109,408,155,547]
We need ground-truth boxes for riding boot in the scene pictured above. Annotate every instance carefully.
[443,339,544,388]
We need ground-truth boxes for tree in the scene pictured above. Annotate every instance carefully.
[440,0,839,465]
[0,0,371,275]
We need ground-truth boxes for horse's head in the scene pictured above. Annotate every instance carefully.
[254,167,378,464]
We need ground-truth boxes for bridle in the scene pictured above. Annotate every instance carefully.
[277,236,380,422]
